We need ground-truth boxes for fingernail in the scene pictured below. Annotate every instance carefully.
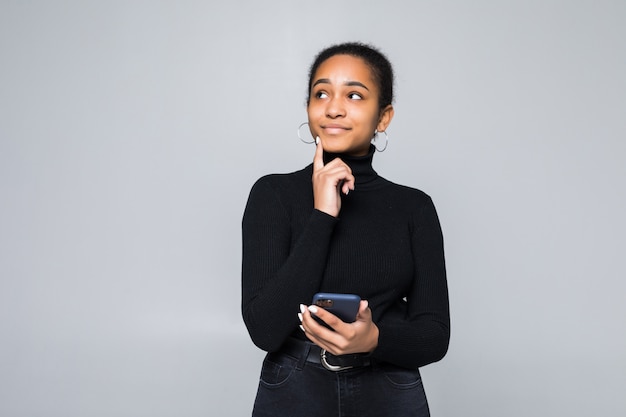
[315,136,320,145]
[345,189,349,196]
[300,304,306,314]
[299,325,306,332]
[298,313,303,322]
[308,305,318,314]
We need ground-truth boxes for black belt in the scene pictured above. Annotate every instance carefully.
[280,337,372,372]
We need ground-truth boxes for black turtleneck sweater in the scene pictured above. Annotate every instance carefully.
[242,146,449,370]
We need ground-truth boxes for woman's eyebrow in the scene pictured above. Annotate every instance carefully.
[312,79,370,90]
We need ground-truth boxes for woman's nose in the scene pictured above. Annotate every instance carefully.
[325,96,345,118]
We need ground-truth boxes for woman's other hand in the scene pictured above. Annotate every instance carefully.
[298,300,379,355]
[312,137,355,217]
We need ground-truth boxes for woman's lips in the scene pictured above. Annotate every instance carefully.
[322,125,351,134]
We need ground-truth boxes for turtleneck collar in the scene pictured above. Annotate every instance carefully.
[322,144,378,186]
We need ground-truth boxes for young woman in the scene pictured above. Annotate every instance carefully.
[242,42,450,416]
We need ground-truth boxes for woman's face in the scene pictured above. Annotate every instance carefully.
[307,54,393,156]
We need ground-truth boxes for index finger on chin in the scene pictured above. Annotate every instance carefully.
[313,136,324,170]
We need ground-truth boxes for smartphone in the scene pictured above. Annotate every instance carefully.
[312,293,361,323]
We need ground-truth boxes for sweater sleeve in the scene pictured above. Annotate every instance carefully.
[373,195,450,369]
[241,176,337,352]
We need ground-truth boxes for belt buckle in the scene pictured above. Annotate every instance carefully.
[320,349,353,372]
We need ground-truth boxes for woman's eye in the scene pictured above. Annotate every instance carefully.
[348,93,362,100]
[315,91,328,99]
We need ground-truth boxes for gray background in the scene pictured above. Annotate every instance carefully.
[1,1,625,416]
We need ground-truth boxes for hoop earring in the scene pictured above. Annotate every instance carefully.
[297,122,315,144]
[372,130,388,152]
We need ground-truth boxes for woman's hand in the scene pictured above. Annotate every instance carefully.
[298,300,379,355]
[312,137,355,217]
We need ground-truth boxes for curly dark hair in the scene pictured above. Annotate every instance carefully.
[306,42,394,112]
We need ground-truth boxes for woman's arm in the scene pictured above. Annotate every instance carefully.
[373,196,450,369]
[241,176,337,352]
[243,141,357,352]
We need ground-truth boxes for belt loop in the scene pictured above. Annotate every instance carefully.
[295,342,310,371]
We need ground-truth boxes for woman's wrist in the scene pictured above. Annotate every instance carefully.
[365,323,380,354]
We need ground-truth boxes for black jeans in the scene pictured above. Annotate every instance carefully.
[252,350,430,417]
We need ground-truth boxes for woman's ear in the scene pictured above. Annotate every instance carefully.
[377,105,395,132]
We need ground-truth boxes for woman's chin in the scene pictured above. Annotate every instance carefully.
[323,144,369,157]
[319,140,357,154]
[321,144,346,154]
